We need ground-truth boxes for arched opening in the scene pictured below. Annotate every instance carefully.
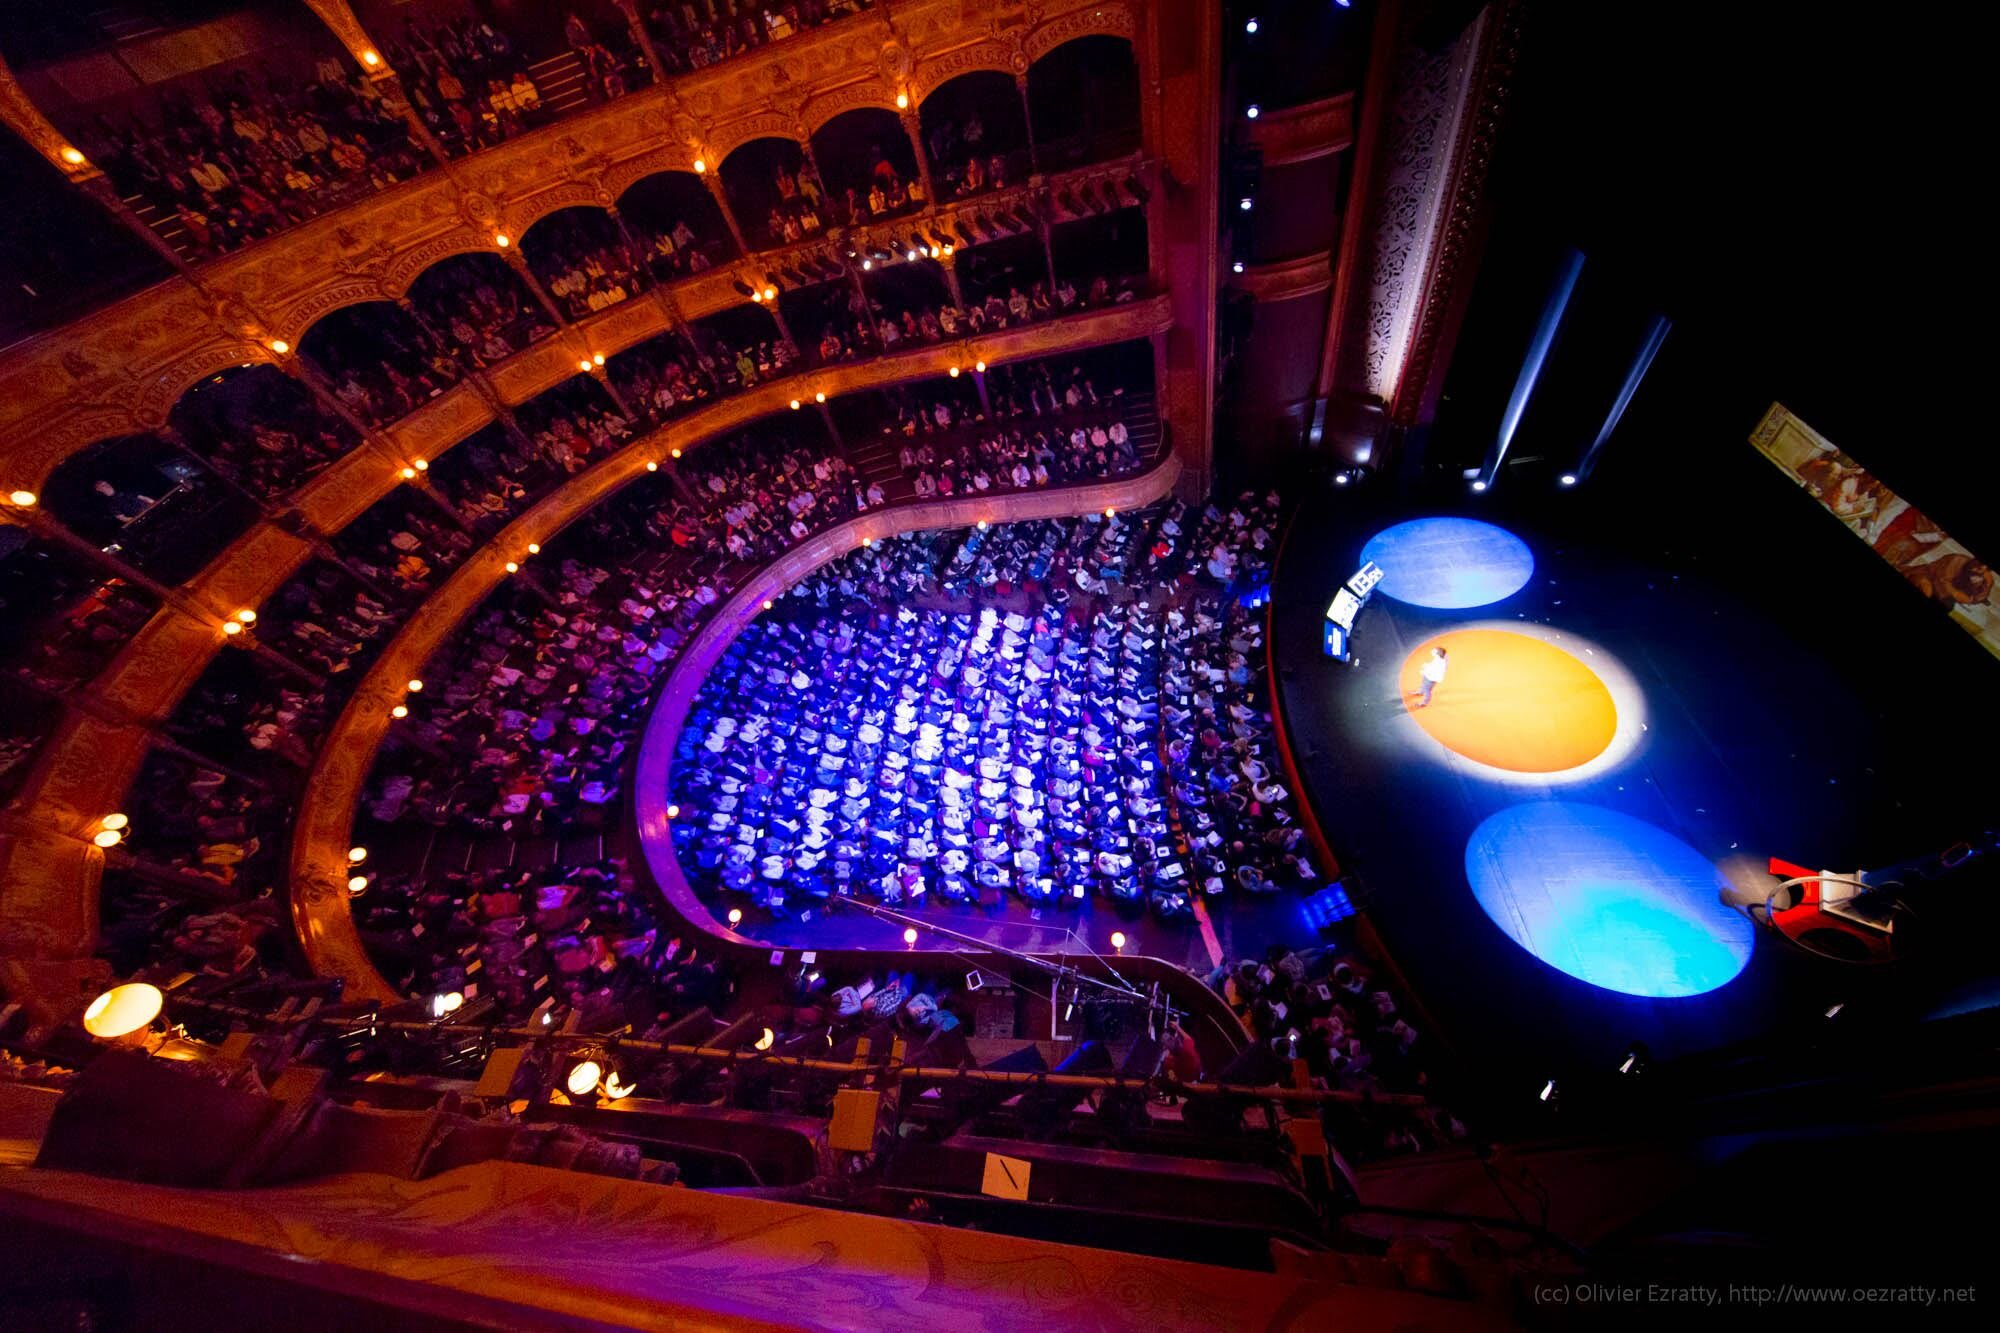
[406,252,555,367]
[298,301,461,430]
[919,71,1033,202]
[1027,36,1141,170]
[640,2,854,76]
[41,434,260,584]
[363,0,642,157]
[954,233,1052,319]
[860,259,955,349]
[618,171,738,281]
[15,0,424,263]
[256,556,398,678]
[330,485,476,607]
[782,277,876,365]
[608,327,720,428]
[719,137,823,249]
[519,206,647,320]
[1051,206,1149,294]
[168,363,359,502]
[0,526,158,698]
[810,107,921,226]
[689,304,790,391]
[509,374,636,485]
[425,422,549,538]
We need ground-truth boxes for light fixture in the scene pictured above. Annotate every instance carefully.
[907,249,918,261]
[1232,261,1245,274]
[903,926,919,945]
[431,991,464,1018]
[861,536,873,547]
[1471,479,1488,492]
[763,599,773,609]
[973,360,986,373]
[755,1027,776,1051]
[235,609,257,624]
[790,399,802,410]
[727,907,744,925]
[348,846,368,864]
[1539,1079,1557,1103]
[895,91,909,110]
[412,458,427,471]
[814,391,826,403]
[861,258,873,271]
[83,983,163,1040]
[407,678,424,692]
[526,543,540,555]
[566,1059,603,1097]
[1104,506,1116,518]
[347,874,369,894]
[1333,471,1349,486]
[948,366,960,378]
[763,286,777,301]
[671,448,682,458]
[494,233,510,248]
[666,803,680,818]
[221,621,243,636]
[1110,931,1127,950]
[1559,473,1578,487]
[593,353,605,366]
[976,520,988,530]
[1246,104,1260,120]
[92,829,124,849]
[268,339,290,355]
[361,49,381,67]
[603,1070,636,1099]
[693,157,707,174]
[504,561,519,573]
[61,146,86,166]
[1245,18,1259,34]
[1239,196,1253,211]
[101,813,128,831]
[7,490,36,507]
[646,460,659,471]
[580,358,594,371]
[400,466,418,480]
[390,704,408,719]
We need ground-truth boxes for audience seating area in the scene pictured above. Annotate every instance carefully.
[669,494,1302,923]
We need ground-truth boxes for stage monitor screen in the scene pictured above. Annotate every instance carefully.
[1327,588,1362,630]
[1347,561,1385,598]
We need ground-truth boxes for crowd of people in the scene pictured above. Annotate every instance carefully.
[1209,945,1469,1159]
[354,856,732,1027]
[83,65,427,258]
[642,1,871,75]
[670,494,1301,921]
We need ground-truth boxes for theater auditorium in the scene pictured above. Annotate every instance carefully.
[0,2,1990,1327]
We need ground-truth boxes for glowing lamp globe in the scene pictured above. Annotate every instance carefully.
[84,983,163,1040]
[603,1070,635,1099]
[755,1027,775,1051]
[566,1060,603,1097]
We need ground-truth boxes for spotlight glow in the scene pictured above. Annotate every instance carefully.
[83,983,163,1039]
[566,1060,603,1096]
[1560,473,1578,487]
[1359,517,1534,610]
[1465,802,1754,998]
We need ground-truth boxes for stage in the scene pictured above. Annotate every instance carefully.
[1271,451,2000,1109]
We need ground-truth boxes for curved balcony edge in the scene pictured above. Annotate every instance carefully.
[0,300,1170,987]
[0,0,1142,480]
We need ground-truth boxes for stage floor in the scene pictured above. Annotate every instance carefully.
[1272,467,2000,1108]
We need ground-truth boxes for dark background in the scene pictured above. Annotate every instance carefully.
[1432,0,1984,557]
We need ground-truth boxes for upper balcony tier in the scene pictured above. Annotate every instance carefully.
[0,0,1143,441]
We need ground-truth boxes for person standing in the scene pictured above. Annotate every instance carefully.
[1413,646,1448,708]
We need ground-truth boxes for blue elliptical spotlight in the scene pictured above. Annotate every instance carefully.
[1359,516,1535,609]
[1464,803,1755,999]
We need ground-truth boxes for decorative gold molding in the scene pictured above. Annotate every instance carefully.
[286,298,1171,997]
[0,0,1135,484]
[1246,92,1357,167]
[1231,251,1335,303]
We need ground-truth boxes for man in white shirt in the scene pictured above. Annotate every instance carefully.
[1413,646,1448,708]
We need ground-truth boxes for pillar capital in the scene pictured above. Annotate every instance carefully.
[299,0,392,80]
